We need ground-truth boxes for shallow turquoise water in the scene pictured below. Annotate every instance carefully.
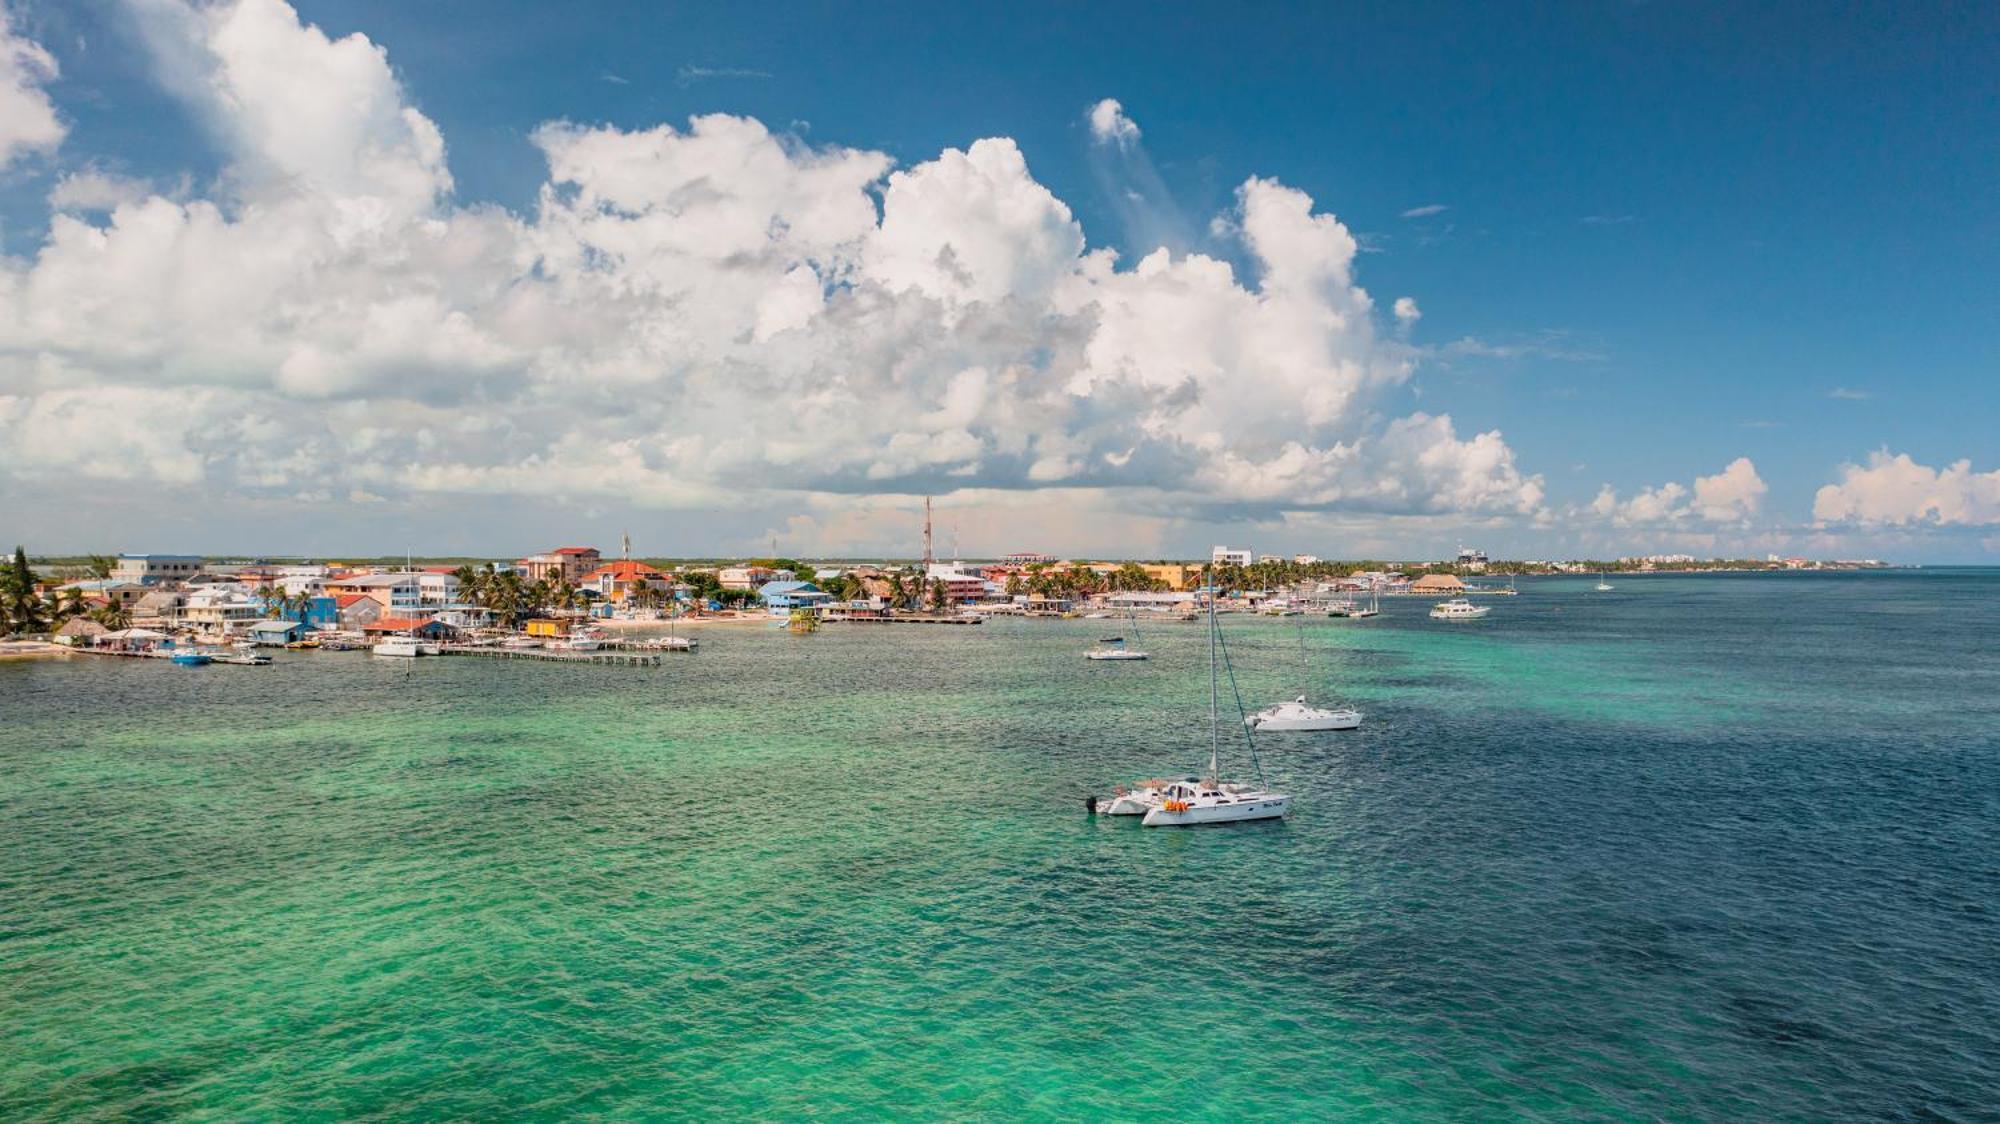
[3,570,1997,1118]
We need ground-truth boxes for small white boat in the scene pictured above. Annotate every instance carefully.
[372,636,422,658]
[1595,571,1614,592]
[1246,696,1362,731]
[500,636,541,649]
[1430,598,1490,620]
[1086,641,1149,661]
[211,651,272,666]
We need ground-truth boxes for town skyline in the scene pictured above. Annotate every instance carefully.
[1,1,1995,561]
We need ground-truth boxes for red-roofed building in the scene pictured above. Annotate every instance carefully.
[519,546,602,584]
[335,593,383,630]
[584,559,673,602]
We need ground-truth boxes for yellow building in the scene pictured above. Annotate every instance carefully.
[525,618,568,638]
[1140,563,1199,591]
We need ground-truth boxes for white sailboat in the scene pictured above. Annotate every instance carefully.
[1594,571,1615,592]
[1085,612,1149,660]
[1140,586,1290,827]
[1247,617,1361,731]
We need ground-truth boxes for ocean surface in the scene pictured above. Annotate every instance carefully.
[3,569,1997,1119]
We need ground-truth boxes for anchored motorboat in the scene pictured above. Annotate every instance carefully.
[372,636,422,658]
[1430,598,1490,620]
[1247,695,1361,731]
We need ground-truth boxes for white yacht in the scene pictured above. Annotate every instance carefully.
[1247,696,1362,731]
[1247,616,1363,731]
[1430,598,1490,620]
[372,636,422,658]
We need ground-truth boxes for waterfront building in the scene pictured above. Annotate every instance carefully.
[324,573,424,613]
[718,565,776,591]
[1411,573,1467,595]
[1455,546,1490,572]
[584,560,673,602]
[1212,546,1254,567]
[111,554,204,585]
[519,547,602,584]
[178,587,266,631]
[336,594,383,630]
[759,581,833,614]
[246,620,308,646]
[1002,550,1057,565]
[923,564,990,602]
[1105,591,1197,611]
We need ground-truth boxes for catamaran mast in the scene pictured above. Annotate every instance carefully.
[1208,565,1221,782]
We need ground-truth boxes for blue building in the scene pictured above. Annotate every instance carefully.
[758,581,832,615]
[277,595,340,629]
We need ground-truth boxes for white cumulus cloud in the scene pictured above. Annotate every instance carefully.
[1087,98,1141,147]
[0,0,1547,546]
[1813,451,2000,526]
[1587,457,1766,526]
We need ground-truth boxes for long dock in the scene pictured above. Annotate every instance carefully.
[437,644,663,666]
[822,614,982,625]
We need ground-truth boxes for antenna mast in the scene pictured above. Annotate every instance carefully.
[921,495,934,570]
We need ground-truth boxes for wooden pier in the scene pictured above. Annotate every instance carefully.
[437,645,663,666]
[822,614,982,625]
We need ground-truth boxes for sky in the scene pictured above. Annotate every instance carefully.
[0,0,1994,561]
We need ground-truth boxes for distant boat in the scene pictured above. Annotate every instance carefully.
[1595,572,1615,592]
[169,650,211,666]
[1086,614,1149,660]
[1430,598,1490,621]
[1328,588,1380,619]
[372,636,422,658]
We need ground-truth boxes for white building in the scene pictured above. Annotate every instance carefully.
[1212,546,1254,567]
[111,554,204,585]
[1293,554,1321,565]
[277,565,330,596]
[178,586,266,631]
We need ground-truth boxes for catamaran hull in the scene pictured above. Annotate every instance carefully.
[1142,796,1290,827]
[1096,792,1159,815]
[1086,651,1149,661]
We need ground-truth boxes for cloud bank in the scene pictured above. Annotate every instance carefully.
[0,0,1545,544]
[1814,452,2000,527]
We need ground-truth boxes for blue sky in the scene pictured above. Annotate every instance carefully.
[0,1,1994,560]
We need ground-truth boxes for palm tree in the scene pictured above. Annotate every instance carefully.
[90,600,131,630]
[2,546,46,635]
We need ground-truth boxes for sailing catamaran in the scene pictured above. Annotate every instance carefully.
[1137,585,1291,826]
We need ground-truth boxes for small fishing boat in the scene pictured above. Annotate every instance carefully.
[211,651,272,665]
[1430,598,1490,620]
[169,650,211,667]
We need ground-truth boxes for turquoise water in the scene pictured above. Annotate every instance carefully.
[3,570,1997,1118]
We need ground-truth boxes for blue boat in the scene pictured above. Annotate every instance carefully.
[169,651,211,667]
